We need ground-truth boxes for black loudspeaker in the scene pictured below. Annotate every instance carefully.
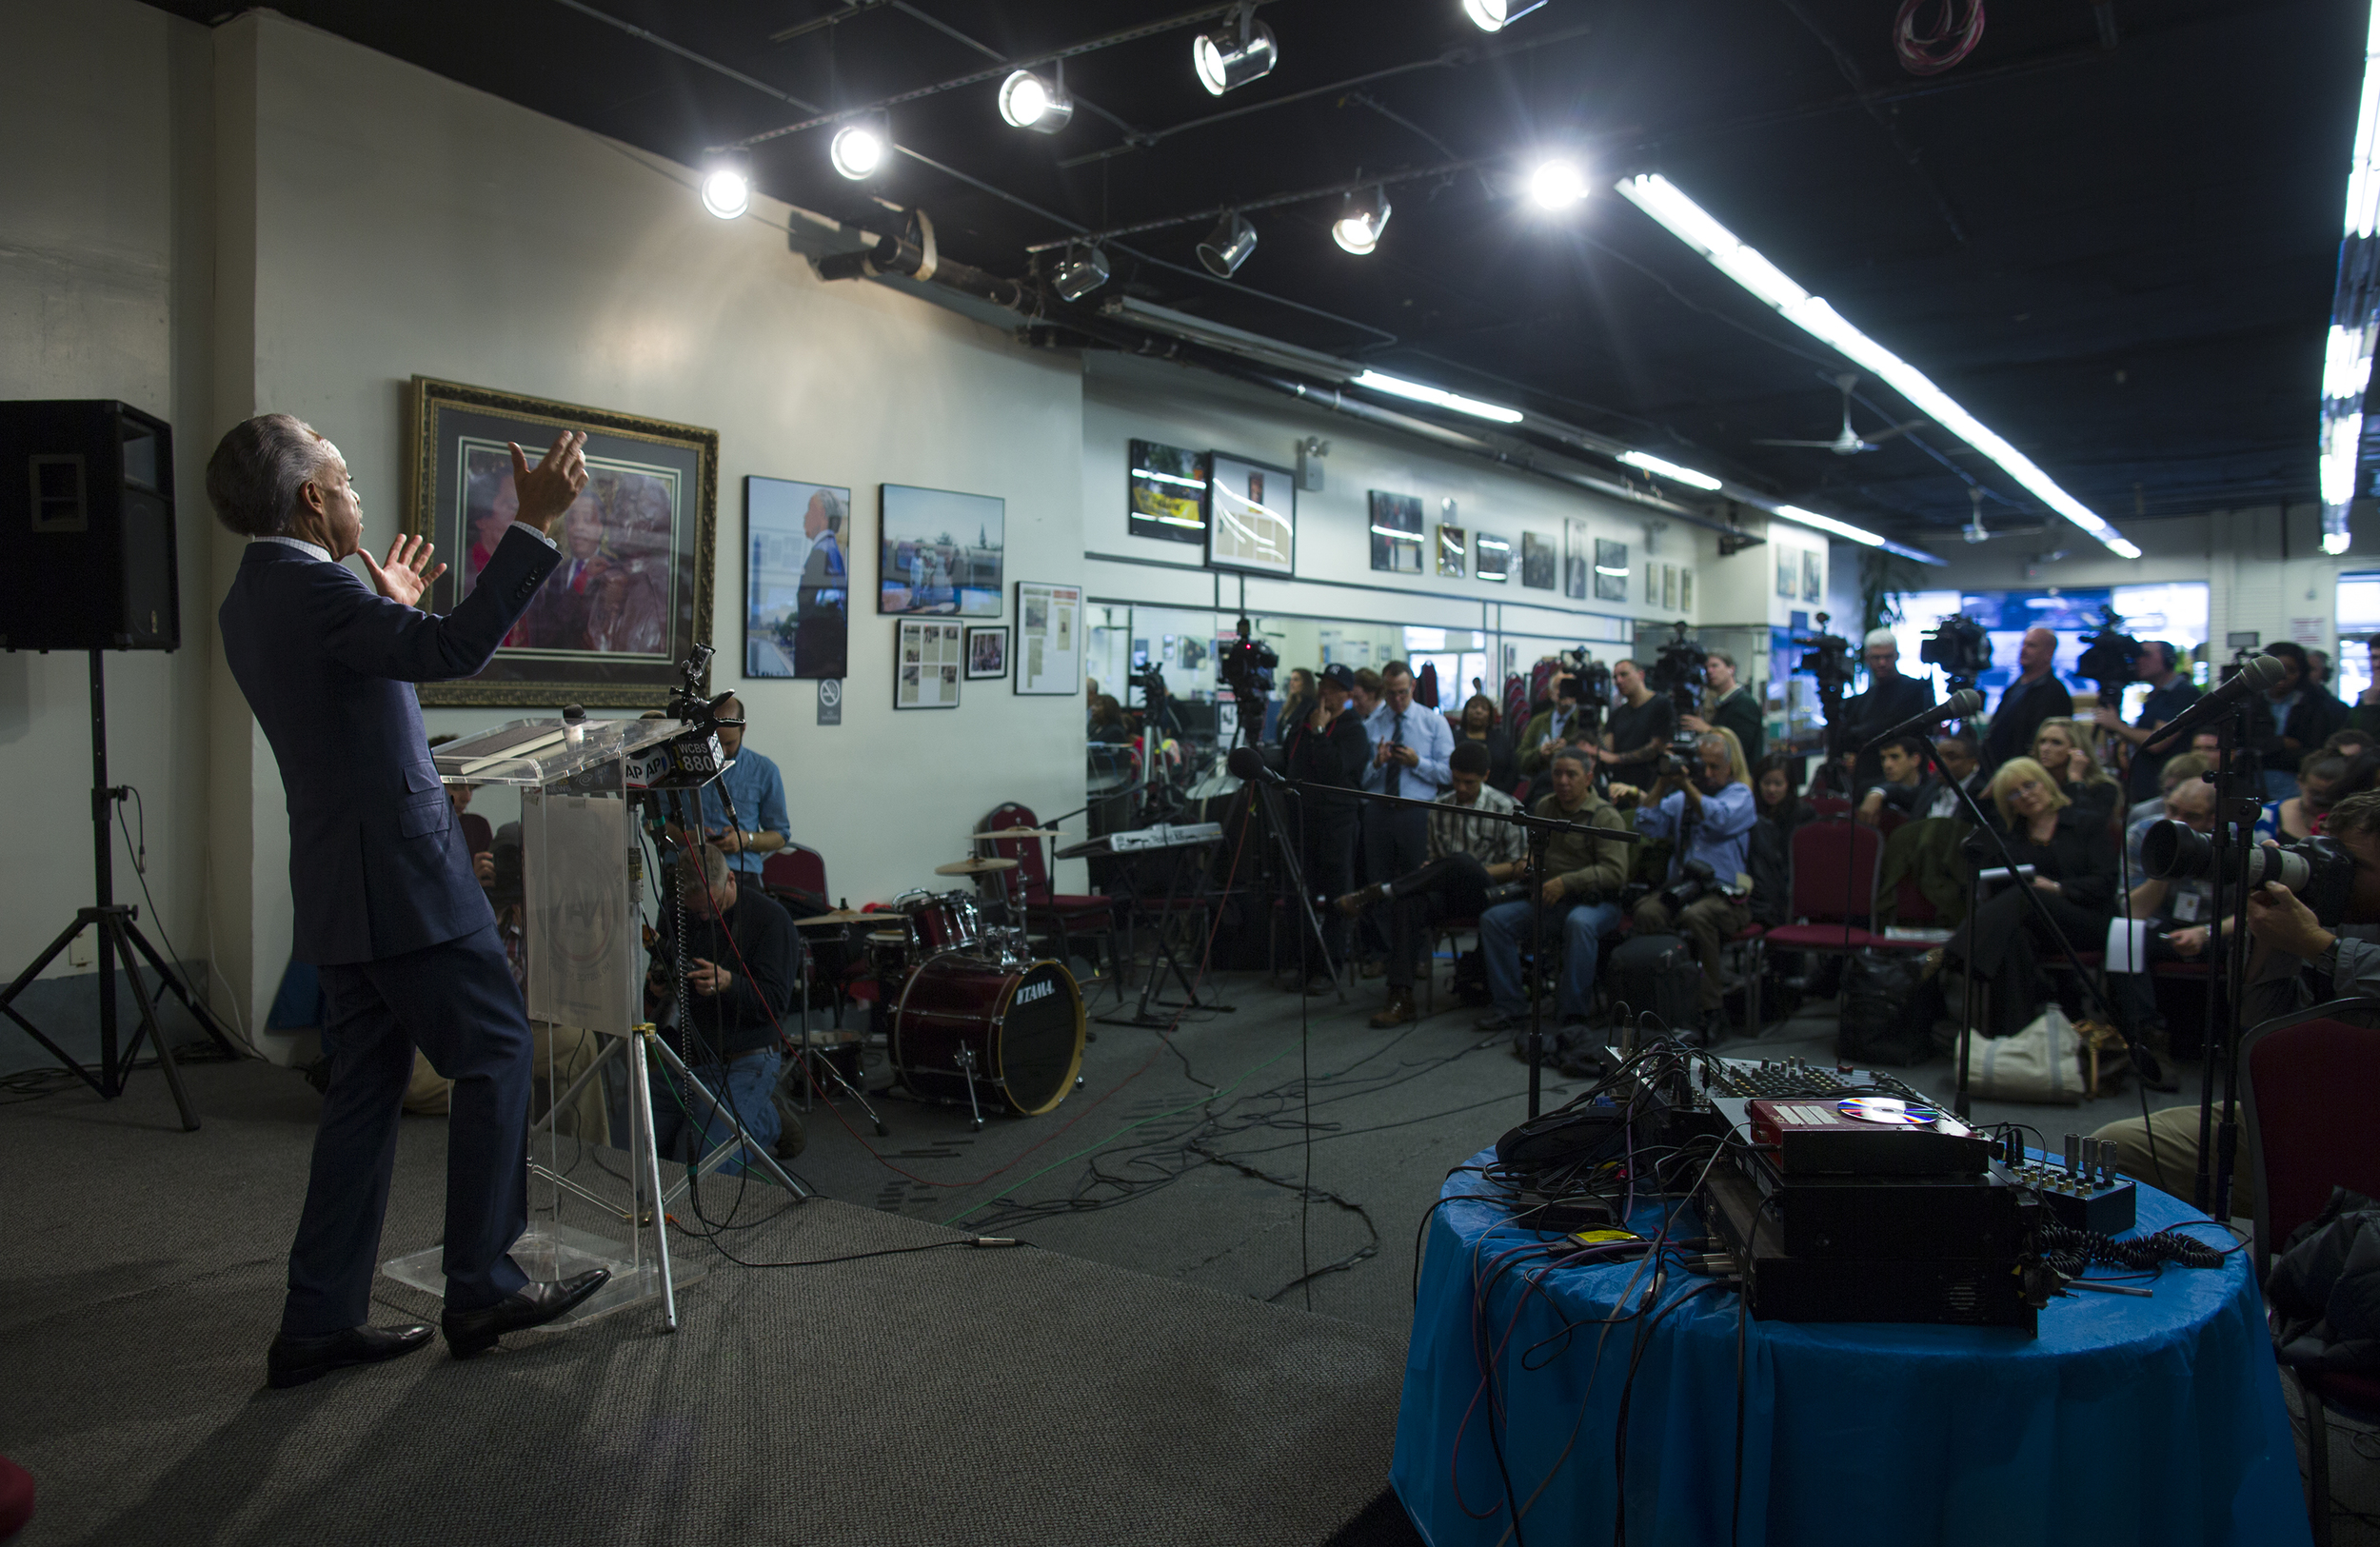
[0,400,179,651]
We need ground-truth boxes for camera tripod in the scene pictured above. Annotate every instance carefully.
[0,652,244,1130]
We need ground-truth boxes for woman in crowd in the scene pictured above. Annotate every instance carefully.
[2269,748,2380,839]
[1087,694,1131,744]
[2032,717,2119,832]
[1944,756,2116,1039]
[1747,751,1815,929]
[1455,691,1520,793]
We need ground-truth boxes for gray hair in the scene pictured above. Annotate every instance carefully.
[205,413,338,537]
[1549,746,1594,775]
[677,843,733,897]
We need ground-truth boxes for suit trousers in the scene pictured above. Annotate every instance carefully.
[283,922,532,1336]
[1382,853,1493,990]
[1297,803,1357,976]
[1361,805,1431,961]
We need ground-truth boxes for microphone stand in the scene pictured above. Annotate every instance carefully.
[1251,771,1643,1118]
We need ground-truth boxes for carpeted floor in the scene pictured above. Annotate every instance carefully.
[0,1059,1410,1547]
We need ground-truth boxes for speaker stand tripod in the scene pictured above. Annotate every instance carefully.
[0,651,243,1129]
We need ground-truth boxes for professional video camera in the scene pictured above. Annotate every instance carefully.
[2074,605,2142,705]
[1920,613,1993,697]
[1217,615,1278,704]
[1791,612,1855,755]
[1127,660,1170,710]
[1647,620,1708,740]
[1553,647,1612,741]
[627,646,734,790]
[2141,822,2358,927]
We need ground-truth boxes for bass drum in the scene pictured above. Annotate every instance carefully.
[890,954,1084,1117]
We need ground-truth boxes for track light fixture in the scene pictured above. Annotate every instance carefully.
[1054,244,1111,303]
[1331,186,1391,255]
[1196,212,1259,277]
[699,152,750,220]
[1525,158,1588,211]
[998,62,1074,133]
[1194,3,1278,96]
[829,117,888,180]
[1462,0,1548,31]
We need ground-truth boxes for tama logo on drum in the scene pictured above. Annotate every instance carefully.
[1015,979,1058,1007]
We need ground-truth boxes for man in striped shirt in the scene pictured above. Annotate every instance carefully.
[1336,741,1529,1026]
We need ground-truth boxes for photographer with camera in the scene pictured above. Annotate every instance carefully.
[1982,627,2073,774]
[1282,664,1371,993]
[1472,747,1633,1038]
[2090,641,2198,804]
[1680,647,1763,764]
[1841,629,1937,788]
[1612,730,1756,1044]
[1596,659,1676,778]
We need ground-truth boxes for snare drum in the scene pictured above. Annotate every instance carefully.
[865,928,915,982]
[899,890,982,955]
[891,954,1084,1117]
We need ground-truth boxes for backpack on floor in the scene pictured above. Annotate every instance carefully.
[1608,933,1699,1040]
[1835,950,1934,1066]
[1449,947,1493,1008]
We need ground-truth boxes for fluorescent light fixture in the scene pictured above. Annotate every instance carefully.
[998,68,1073,132]
[830,120,886,180]
[1617,449,1723,490]
[1351,369,1523,424]
[1526,159,1588,211]
[1616,172,2139,559]
[1774,505,1884,548]
[1333,187,1392,255]
[2320,2,2380,554]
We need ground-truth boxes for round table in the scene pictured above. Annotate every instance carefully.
[1391,1148,2311,1546]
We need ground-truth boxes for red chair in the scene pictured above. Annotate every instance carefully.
[1807,796,1854,818]
[2240,1000,2380,1546]
[762,844,827,901]
[1751,821,1883,1034]
[979,803,1127,1000]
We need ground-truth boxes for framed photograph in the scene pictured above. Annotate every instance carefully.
[1777,549,1797,599]
[1520,531,1557,589]
[1595,538,1629,604]
[1129,439,1207,546]
[403,376,716,707]
[965,625,1009,680]
[881,484,1002,616]
[1205,452,1296,577]
[1014,580,1081,696]
[1563,518,1591,601]
[1369,490,1425,573]
[1679,565,1695,613]
[744,476,848,681]
[1802,550,1822,603]
[897,618,963,709]
[1661,564,1679,611]
[1475,531,1511,583]
[1437,524,1467,579]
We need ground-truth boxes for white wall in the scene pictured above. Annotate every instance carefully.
[0,0,220,1005]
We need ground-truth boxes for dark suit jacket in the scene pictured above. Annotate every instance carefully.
[221,527,563,964]
[1982,672,2074,772]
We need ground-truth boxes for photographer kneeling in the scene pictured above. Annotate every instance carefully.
[2092,788,2380,1200]
[1612,730,1756,1045]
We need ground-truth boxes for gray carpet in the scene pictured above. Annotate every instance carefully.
[0,1060,1407,1547]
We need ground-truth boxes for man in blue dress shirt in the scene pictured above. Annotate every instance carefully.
[213,414,609,1387]
[1616,732,1757,1044]
[691,695,791,879]
[1360,662,1456,973]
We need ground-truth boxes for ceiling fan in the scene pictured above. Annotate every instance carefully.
[1754,372,1927,456]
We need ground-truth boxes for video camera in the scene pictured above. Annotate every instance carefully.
[626,646,734,790]
[1795,614,1855,702]
[1218,615,1279,704]
[2074,605,2142,704]
[1553,647,1612,741]
[2142,822,2358,927]
[1920,613,1993,696]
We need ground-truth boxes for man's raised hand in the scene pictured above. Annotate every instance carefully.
[358,533,446,607]
[509,429,590,535]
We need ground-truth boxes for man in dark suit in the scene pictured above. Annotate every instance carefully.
[212,413,609,1387]
[1838,628,1936,790]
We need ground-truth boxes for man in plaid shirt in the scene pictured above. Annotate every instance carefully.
[1337,741,1530,1026]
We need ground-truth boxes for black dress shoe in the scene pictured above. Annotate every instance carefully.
[441,1269,610,1358]
[267,1323,434,1389]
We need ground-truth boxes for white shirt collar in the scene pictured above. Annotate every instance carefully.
[255,534,332,563]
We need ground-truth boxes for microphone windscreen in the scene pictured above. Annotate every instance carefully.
[1950,688,1984,715]
[2244,654,2289,690]
[1226,745,1267,781]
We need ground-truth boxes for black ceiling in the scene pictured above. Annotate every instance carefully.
[150,0,2360,551]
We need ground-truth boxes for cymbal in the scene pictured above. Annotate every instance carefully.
[793,908,873,926]
[936,856,1021,875]
[969,825,1060,839]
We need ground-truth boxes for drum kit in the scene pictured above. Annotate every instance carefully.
[793,825,1085,1130]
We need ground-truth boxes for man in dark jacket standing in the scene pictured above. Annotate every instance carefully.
[214,414,605,1386]
[1282,664,1370,991]
[1982,626,2073,774]
[1840,629,1936,788]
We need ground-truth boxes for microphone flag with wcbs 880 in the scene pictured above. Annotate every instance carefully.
[1856,688,1984,751]
[2142,654,2288,752]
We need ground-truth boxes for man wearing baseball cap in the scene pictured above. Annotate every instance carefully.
[1280,664,1371,991]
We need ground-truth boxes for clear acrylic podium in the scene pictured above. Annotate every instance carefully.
[380,714,806,1332]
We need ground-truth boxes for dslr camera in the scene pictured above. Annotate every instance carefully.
[2141,822,2358,927]
[1656,857,1716,912]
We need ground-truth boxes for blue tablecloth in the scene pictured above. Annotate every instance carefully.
[1392,1150,2310,1546]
